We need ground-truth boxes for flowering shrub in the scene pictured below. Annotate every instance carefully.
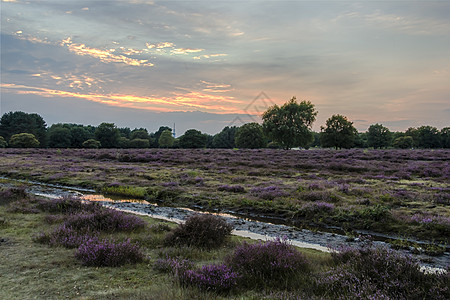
[298,201,335,217]
[225,237,309,288]
[33,224,93,248]
[164,214,233,249]
[36,196,100,214]
[316,245,449,299]
[250,185,288,200]
[75,238,146,267]
[63,208,146,233]
[218,185,246,193]
[153,257,195,275]
[178,264,240,294]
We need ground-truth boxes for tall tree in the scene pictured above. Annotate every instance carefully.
[178,129,207,148]
[9,133,40,148]
[320,115,357,149]
[0,111,47,147]
[367,123,392,149]
[158,129,174,148]
[153,126,172,147]
[441,127,450,148]
[262,97,317,149]
[94,123,120,148]
[48,126,72,148]
[416,126,440,148]
[235,123,266,149]
[212,126,238,148]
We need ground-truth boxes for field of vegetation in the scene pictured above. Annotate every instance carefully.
[0,148,448,245]
[0,189,448,299]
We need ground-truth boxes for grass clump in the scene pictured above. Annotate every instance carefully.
[164,214,233,249]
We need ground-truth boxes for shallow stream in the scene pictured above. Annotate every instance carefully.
[1,177,448,271]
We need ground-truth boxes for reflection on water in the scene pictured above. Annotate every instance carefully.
[81,194,151,204]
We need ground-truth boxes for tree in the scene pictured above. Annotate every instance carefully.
[70,126,93,148]
[0,136,7,148]
[416,126,440,148]
[235,123,266,149]
[178,129,207,148]
[212,126,238,148]
[130,128,150,140]
[320,115,357,149]
[0,111,47,147]
[158,129,174,148]
[393,136,413,149]
[9,133,40,148]
[441,127,450,148]
[82,139,101,149]
[48,126,72,148]
[405,127,419,147]
[367,124,392,149]
[129,138,150,148]
[262,97,317,149]
[153,126,172,147]
[117,137,131,148]
[94,123,120,148]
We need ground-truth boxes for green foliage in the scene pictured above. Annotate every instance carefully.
[234,123,266,149]
[441,127,450,148]
[94,123,120,148]
[0,111,47,147]
[262,97,317,149]
[101,185,147,199]
[212,126,238,148]
[117,137,131,148]
[320,114,357,149]
[367,123,392,149]
[82,139,101,149]
[129,138,150,148]
[178,129,207,148]
[393,136,414,149]
[416,125,441,148]
[158,129,174,148]
[130,129,150,140]
[153,126,172,147]
[9,133,40,148]
[0,136,7,148]
[48,126,72,148]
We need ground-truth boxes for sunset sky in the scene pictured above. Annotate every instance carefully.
[1,0,449,135]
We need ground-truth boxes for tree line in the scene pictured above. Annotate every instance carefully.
[0,98,448,149]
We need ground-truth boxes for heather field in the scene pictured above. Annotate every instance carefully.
[0,148,449,245]
[0,192,448,299]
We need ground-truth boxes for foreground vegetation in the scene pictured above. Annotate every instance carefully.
[0,148,448,246]
[0,189,448,299]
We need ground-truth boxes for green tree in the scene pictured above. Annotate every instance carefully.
[416,126,440,148]
[393,136,413,149]
[152,126,172,147]
[9,133,40,148]
[367,123,392,149]
[0,136,7,148]
[178,129,207,148]
[441,127,450,148]
[70,126,93,148]
[0,111,47,147]
[235,123,266,149]
[94,123,120,148]
[158,129,175,148]
[404,127,419,147]
[48,126,72,148]
[117,137,131,148]
[212,126,238,148]
[82,139,101,149]
[320,115,357,149]
[262,97,317,149]
[129,138,150,148]
[130,128,150,140]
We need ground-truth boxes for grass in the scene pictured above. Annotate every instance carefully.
[1,191,447,299]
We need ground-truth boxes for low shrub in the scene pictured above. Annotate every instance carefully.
[225,237,309,289]
[153,257,195,275]
[178,263,240,294]
[0,187,28,205]
[36,196,100,214]
[250,185,288,200]
[164,214,233,249]
[316,244,449,299]
[75,238,146,267]
[63,208,146,233]
[33,224,93,248]
[218,185,246,193]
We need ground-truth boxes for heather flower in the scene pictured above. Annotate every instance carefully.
[250,185,288,200]
[218,184,246,193]
[178,264,240,294]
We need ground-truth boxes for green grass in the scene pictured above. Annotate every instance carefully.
[0,195,332,299]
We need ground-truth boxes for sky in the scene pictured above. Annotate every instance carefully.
[1,0,449,135]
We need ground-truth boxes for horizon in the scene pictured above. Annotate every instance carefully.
[1,0,449,135]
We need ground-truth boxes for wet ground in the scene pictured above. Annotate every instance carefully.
[1,177,448,271]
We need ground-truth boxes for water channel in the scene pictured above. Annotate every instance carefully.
[1,177,448,271]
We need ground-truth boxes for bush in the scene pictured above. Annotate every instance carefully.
[34,224,93,248]
[225,237,309,289]
[63,208,146,233]
[82,139,101,149]
[153,257,195,275]
[9,133,40,148]
[36,196,101,214]
[164,214,233,249]
[0,187,28,205]
[178,264,240,294]
[218,185,246,193]
[316,244,449,299]
[75,237,146,267]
